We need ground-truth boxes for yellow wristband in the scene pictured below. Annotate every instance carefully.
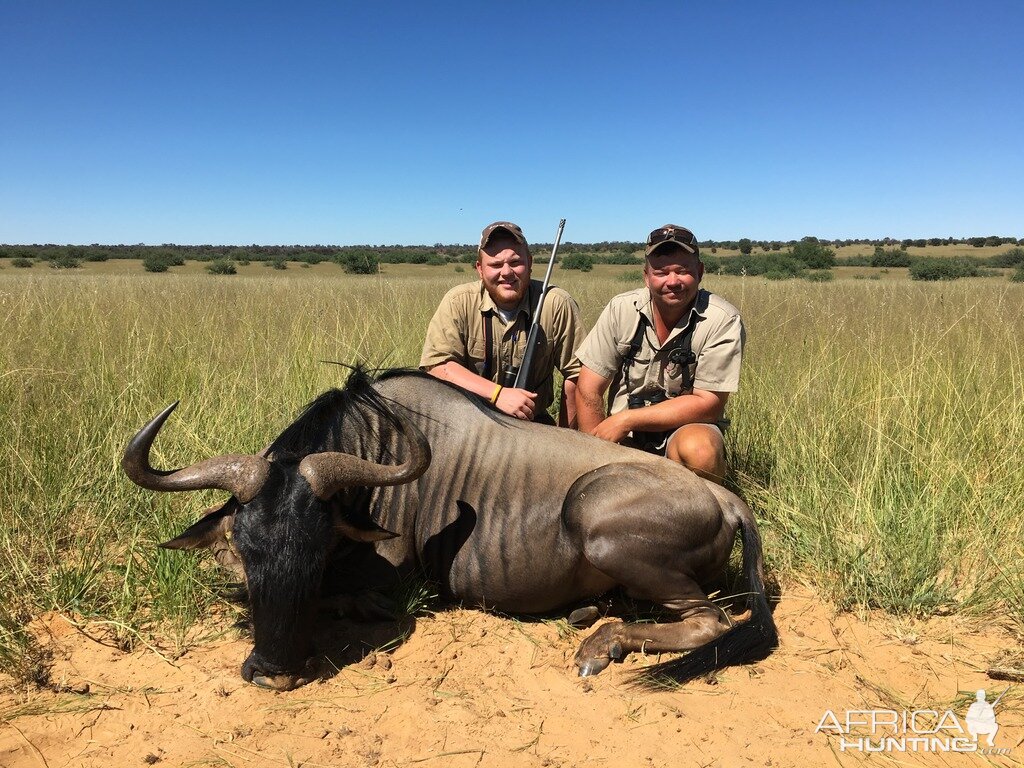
[489,384,503,404]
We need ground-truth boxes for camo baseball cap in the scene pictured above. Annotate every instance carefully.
[645,224,699,257]
[479,221,528,250]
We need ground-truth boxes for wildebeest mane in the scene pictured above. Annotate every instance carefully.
[265,366,499,462]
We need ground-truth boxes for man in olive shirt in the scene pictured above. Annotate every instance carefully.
[420,221,584,426]
[574,224,744,482]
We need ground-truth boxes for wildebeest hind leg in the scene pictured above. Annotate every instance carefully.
[574,591,731,677]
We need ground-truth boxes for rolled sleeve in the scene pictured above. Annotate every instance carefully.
[575,301,626,380]
[692,311,744,392]
[419,288,471,370]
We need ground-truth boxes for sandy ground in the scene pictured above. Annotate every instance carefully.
[1,587,1020,768]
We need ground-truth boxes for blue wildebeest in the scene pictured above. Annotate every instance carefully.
[123,368,776,690]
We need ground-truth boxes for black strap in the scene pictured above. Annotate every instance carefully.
[622,311,698,396]
[482,313,494,381]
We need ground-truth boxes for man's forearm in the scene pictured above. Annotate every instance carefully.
[558,378,578,429]
[618,390,727,433]
[426,361,499,400]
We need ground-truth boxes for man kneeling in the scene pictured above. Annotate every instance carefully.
[574,224,744,483]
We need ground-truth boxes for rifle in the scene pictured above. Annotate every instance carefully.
[501,219,567,389]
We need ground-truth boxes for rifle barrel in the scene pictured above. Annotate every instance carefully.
[513,219,566,390]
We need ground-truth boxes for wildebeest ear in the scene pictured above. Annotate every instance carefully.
[160,499,236,550]
[334,517,399,543]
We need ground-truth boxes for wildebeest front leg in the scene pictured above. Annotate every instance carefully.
[574,596,731,676]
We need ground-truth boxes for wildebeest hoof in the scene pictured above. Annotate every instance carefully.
[250,672,312,691]
[567,605,600,628]
[577,657,612,677]
[608,641,623,660]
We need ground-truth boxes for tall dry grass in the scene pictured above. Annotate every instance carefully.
[0,267,1021,682]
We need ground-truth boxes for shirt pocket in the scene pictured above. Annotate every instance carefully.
[615,340,653,391]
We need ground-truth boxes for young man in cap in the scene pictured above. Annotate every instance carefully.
[420,221,584,426]
[573,224,744,482]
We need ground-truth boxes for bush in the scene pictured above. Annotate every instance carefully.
[272,259,288,270]
[871,247,911,268]
[206,259,237,275]
[11,257,33,268]
[49,253,81,269]
[701,255,721,273]
[1011,265,1024,283]
[721,252,805,278]
[909,257,979,281]
[618,269,643,282]
[561,254,595,271]
[426,255,446,266]
[791,240,836,269]
[454,265,465,273]
[84,249,110,262]
[142,254,171,273]
[338,251,379,274]
[600,252,640,265]
[989,247,1024,268]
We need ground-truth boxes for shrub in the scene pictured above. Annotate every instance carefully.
[206,259,237,275]
[701,255,721,273]
[600,252,640,265]
[49,253,81,269]
[338,251,379,274]
[989,247,1024,268]
[11,257,33,268]
[1011,265,1024,283]
[84,249,110,262]
[909,257,979,281]
[871,247,911,268]
[454,265,465,273]
[426,255,446,266]
[142,254,171,273]
[791,240,836,269]
[561,254,594,271]
[272,259,287,270]
[722,252,804,278]
[618,269,643,282]
[738,238,753,255]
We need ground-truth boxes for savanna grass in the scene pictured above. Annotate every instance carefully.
[1,268,1021,684]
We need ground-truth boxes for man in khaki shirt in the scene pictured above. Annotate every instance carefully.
[420,221,584,426]
[574,224,744,482]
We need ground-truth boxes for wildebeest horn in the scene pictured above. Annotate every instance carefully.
[298,419,431,500]
[122,402,271,503]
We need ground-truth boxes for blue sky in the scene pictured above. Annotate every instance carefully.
[2,1,1021,245]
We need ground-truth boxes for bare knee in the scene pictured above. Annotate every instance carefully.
[667,425,726,484]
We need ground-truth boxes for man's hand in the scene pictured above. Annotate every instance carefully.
[495,387,537,420]
[591,411,632,443]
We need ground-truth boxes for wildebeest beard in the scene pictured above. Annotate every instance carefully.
[231,464,327,677]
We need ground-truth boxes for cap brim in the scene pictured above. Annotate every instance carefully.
[645,240,698,257]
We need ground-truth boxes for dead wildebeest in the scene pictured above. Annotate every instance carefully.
[123,368,777,690]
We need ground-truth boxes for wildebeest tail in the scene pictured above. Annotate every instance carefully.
[632,501,778,688]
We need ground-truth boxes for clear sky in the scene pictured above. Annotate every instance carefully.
[2,1,1021,246]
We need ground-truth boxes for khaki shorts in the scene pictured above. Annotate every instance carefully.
[624,420,727,456]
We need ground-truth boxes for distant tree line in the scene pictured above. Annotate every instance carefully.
[2,237,1022,282]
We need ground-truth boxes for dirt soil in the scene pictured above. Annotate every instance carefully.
[1,586,1020,768]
